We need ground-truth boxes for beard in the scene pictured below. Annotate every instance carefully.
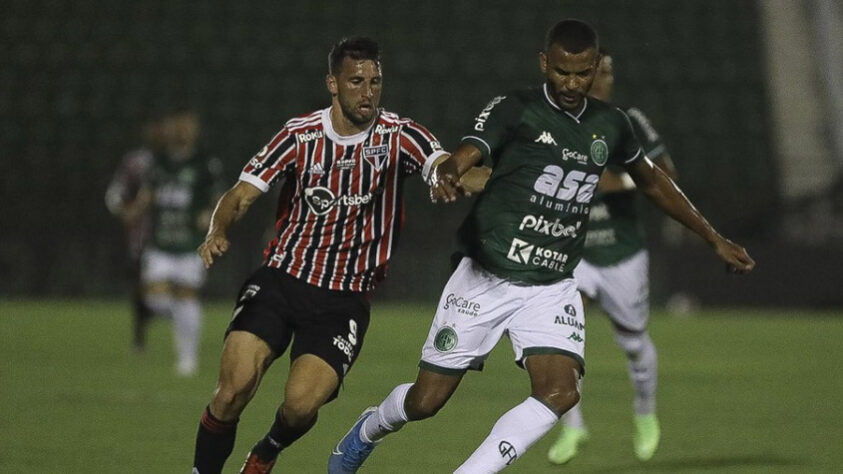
[339,99,377,126]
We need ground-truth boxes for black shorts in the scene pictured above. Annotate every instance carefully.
[226,266,371,392]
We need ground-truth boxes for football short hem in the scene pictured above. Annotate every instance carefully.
[418,360,471,376]
[519,347,585,376]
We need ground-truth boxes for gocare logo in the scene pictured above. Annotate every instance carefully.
[304,186,375,215]
[506,238,568,272]
[561,148,589,165]
[519,214,581,238]
[443,293,480,317]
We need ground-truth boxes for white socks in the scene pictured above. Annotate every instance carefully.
[454,397,559,473]
[560,400,585,429]
[361,383,412,443]
[172,298,201,375]
[615,331,658,415]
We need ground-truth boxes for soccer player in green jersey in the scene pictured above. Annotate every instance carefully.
[329,19,754,474]
[132,108,224,376]
[547,49,676,465]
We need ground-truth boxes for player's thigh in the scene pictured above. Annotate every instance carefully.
[226,266,296,358]
[217,330,275,397]
[287,276,371,402]
[420,257,520,373]
[140,247,176,285]
[170,252,207,289]
[507,278,586,374]
[283,354,339,413]
[596,251,650,332]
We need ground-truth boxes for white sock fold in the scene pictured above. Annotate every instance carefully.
[615,331,658,415]
[171,298,201,371]
[454,397,559,473]
[561,400,585,429]
[361,383,412,442]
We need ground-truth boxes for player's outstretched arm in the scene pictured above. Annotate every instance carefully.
[198,181,262,268]
[430,143,484,203]
[627,157,755,274]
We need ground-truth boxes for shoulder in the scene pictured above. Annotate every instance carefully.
[283,109,324,132]
[624,106,661,143]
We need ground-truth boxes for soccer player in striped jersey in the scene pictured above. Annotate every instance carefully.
[191,37,448,474]
[547,49,677,465]
[329,20,754,474]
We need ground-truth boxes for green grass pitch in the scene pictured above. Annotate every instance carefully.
[1,299,841,473]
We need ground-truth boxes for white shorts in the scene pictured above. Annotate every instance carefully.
[420,257,585,375]
[574,250,649,332]
[140,247,207,289]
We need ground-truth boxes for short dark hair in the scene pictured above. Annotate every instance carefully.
[328,36,380,75]
[545,19,599,53]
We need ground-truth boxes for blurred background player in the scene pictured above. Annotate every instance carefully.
[133,107,224,376]
[105,114,162,352]
[547,49,678,464]
[192,37,448,474]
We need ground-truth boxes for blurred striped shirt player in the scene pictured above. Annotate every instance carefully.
[239,106,446,292]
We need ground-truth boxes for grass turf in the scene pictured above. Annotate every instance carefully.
[1,299,841,473]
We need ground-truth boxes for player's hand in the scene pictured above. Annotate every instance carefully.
[198,232,230,268]
[713,237,755,274]
[429,160,464,203]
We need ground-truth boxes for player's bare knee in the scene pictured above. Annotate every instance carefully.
[535,386,580,415]
[280,399,320,427]
[404,387,447,420]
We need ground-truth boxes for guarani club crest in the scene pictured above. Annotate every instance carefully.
[434,326,458,352]
[590,135,609,166]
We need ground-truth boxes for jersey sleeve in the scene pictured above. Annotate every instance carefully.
[610,108,645,167]
[625,107,668,159]
[460,94,524,164]
[239,126,298,192]
[398,120,448,181]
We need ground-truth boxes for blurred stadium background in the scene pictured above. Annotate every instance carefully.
[1,0,841,305]
[1,0,842,472]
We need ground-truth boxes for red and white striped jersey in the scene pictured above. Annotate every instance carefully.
[239,107,447,292]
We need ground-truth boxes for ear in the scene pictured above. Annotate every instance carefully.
[538,51,547,74]
[326,74,338,96]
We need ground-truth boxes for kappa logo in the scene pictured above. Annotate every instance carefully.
[535,131,558,146]
[567,332,584,343]
[363,145,389,171]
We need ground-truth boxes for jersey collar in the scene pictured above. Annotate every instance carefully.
[543,83,588,124]
[322,107,377,145]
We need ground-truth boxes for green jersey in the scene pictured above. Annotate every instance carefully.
[145,151,223,253]
[458,85,644,284]
[583,107,668,266]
